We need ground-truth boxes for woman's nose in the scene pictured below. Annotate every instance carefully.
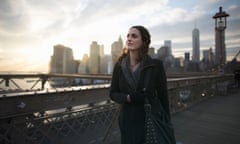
[127,37,132,42]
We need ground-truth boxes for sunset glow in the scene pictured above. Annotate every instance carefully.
[0,0,239,72]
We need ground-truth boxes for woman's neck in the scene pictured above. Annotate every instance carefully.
[129,50,140,66]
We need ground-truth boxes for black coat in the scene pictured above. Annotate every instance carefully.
[109,55,170,144]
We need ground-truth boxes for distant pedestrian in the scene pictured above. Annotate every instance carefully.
[109,25,176,144]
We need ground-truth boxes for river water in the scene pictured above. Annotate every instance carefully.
[0,78,52,93]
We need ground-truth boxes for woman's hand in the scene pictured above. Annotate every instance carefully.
[129,91,146,102]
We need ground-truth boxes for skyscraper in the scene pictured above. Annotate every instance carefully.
[184,52,190,62]
[184,52,190,71]
[50,44,76,74]
[148,47,155,58]
[192,28,200,62]
[89,41,100,74]
[111,36,123,64]
[164,40,172,56]
[78,54,89,74]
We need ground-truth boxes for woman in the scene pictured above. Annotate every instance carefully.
[109,25,175,144]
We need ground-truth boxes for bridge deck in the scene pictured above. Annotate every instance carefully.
[173,89,240,144]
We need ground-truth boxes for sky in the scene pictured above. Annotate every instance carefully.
[0,0,239,72]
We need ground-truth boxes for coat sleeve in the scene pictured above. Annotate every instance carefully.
[109,63,128,104]
[155,60,171,118]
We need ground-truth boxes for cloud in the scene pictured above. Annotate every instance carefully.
[0,0,30,33]
[0,0,239,71]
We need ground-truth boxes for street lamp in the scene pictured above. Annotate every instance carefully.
[212,6,229,70]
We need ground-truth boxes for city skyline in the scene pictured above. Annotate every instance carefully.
[0,0,240,72]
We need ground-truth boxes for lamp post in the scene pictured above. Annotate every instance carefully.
[213,6,229,71]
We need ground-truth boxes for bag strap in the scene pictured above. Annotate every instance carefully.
[143,66,153,111]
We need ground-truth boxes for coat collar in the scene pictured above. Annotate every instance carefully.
[120,54,155,90]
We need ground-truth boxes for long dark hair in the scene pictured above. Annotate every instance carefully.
[118,25,151,63]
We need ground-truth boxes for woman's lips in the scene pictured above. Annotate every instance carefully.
[127,43,133,46]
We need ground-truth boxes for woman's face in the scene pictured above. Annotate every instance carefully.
[126,28,143,51]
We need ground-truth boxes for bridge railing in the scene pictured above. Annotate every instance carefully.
[0,73,111,91]
[167,74,234,114]
[0,74,234,144]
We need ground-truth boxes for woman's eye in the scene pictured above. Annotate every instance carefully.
[127,33,138,38]
[131,34,137,38]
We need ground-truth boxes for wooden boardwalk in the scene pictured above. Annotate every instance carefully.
[172,89,240,144]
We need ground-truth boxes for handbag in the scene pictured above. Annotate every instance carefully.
[144,98,160,144]
[144,97,176,144]
[143,59,176,144]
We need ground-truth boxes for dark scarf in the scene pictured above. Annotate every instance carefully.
[120,55,146,91]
